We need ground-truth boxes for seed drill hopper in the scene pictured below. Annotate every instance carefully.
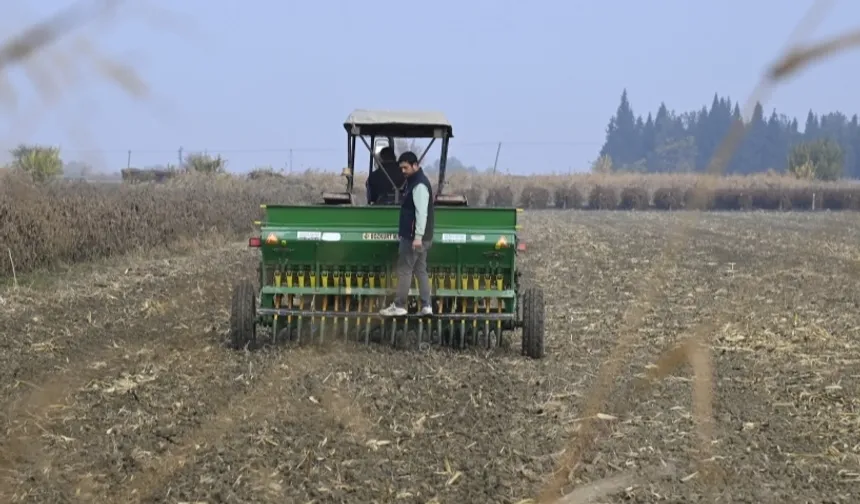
[229,109,545,358]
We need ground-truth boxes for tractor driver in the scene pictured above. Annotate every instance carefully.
[379,150,434,317]
[366,147,404,205]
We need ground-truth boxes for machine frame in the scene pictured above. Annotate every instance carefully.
[228,109,545,359]
[323,109,466,207]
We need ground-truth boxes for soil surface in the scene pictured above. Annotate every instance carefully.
[1,211,858,503]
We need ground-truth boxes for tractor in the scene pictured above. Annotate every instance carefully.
[228,109,545,358]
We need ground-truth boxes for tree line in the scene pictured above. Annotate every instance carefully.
[597,90,855,179]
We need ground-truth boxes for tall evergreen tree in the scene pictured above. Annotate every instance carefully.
[597,90,860,178]
[599,89,639,168]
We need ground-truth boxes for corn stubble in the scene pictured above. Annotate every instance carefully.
[3,169,860,278]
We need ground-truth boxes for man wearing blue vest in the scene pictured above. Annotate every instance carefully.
[379,151,435,317]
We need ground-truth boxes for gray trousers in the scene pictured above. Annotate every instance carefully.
[394,238,433,308]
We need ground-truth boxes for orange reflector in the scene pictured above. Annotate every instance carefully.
[495,236,508,249]
[265,232,278,245]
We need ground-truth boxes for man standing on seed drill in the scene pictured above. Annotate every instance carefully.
[379,151,435,317]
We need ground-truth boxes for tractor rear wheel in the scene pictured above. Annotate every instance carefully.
[229,280,258,350]
[521,287,545,359]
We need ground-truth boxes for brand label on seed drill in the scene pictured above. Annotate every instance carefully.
[362,232,398,241]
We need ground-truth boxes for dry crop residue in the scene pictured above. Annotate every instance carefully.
[0,211,858,503]
[4,170,860,278]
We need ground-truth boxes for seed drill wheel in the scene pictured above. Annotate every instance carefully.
[521,287,545,359]
[229,280,258,350]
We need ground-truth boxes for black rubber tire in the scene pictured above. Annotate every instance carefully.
[229,280,257,350]
[521,287,545,359]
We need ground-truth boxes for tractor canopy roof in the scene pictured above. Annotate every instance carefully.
[343,109,453,139]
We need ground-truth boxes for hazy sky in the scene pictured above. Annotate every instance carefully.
[1,0,859,175]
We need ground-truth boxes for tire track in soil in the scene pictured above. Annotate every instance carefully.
[0,243,257,502]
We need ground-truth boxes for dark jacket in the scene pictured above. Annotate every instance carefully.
[367,161,405,205]
[398,168,435,241]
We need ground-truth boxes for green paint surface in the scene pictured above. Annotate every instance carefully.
[254,204,521,314]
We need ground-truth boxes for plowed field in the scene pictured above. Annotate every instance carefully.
[1,211,858,503]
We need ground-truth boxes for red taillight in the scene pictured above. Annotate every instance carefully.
[248,236,262,247]
[517,242,526,252]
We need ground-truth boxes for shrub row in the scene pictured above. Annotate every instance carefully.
[478,184,860,211]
